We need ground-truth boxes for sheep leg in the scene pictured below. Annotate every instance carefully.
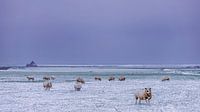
[139,99,141,104]
[135,96,138,104]
[135,99,137,104]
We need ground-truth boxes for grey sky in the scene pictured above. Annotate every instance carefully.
[0,0,200,65]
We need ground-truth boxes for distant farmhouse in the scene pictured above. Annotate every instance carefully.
[26,61,38,67]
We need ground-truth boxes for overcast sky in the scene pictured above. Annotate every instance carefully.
[0,0,200,65]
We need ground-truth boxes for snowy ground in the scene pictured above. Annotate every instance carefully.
[0,68,200,112]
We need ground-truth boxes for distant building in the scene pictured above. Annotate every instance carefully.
[26,61,38,67]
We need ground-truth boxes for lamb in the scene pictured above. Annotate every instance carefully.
[43,80,52,90]
[135,88,152,104]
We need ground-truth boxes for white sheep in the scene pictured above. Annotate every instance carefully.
[26,76,34,81]
[135,88,152,104]
[43,80,52,90]
[74,82,82,91]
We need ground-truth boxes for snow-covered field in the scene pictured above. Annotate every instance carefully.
[0,68,200,112]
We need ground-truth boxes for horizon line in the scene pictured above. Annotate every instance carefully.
[1,64,200,67]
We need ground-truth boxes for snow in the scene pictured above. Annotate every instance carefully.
[0,68,200,112]
[0,80,199,112]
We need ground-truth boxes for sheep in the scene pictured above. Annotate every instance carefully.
[43,76,50,80]
[119,76,126,81]
[76,77,85,84]
[135,88,152,104]
[43,76,55,80]
[74,82,82,91]
[50,76,55,80]
[161,76,170,81]
[108,76,115,81]
[95,76,102,81]
[26,76,34,81]
[43,80,52,90]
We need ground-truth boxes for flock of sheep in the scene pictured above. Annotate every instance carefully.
[26,75,170,104]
